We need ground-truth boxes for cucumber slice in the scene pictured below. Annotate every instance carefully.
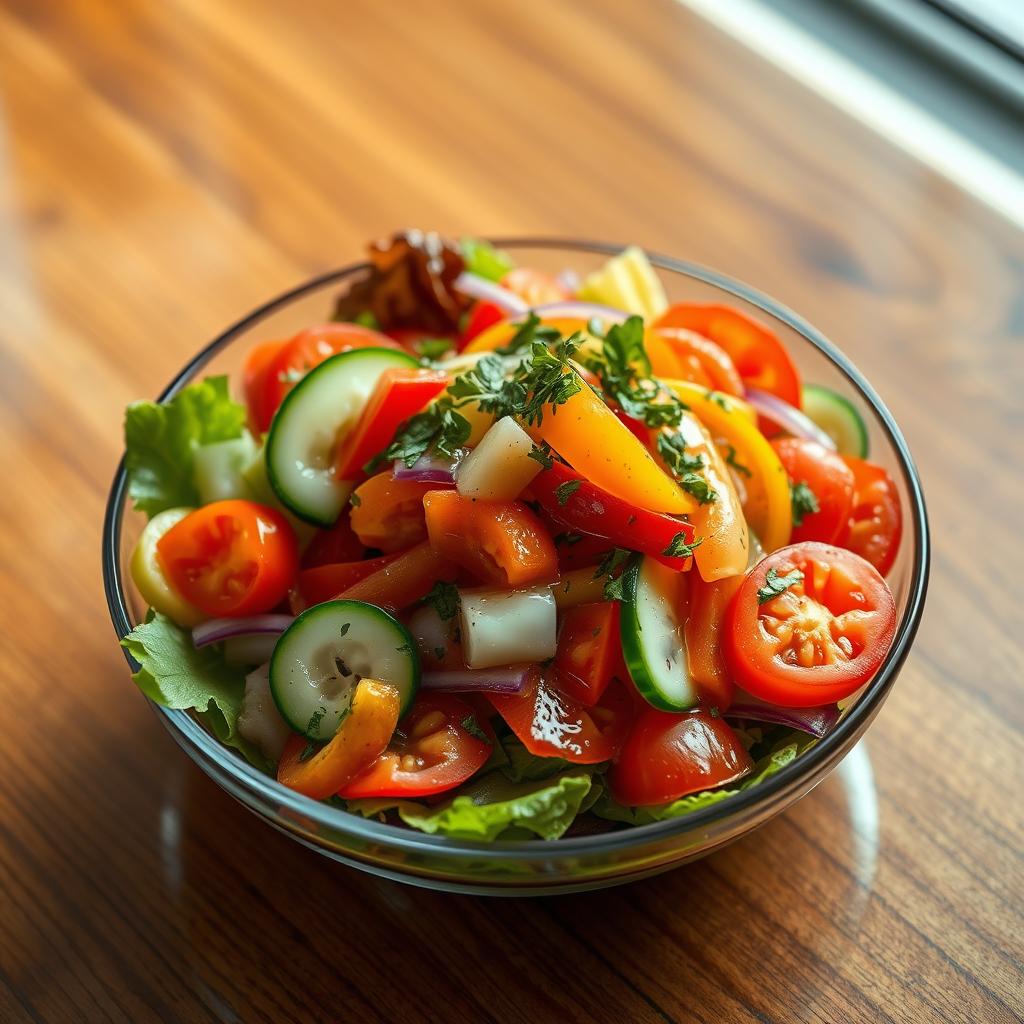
[620,555,698,711]
[240,441,316,548]
[193,432,258,505]
[270,600,419,741]
[802,384,869,458]
[266,347,418,525]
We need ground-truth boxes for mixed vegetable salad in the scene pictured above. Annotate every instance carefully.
[120,232,902,841]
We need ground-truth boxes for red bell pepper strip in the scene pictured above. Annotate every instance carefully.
[290,553,401,613]
[334,541,458,613]
[335,368,449,479]
[531,461,696,571]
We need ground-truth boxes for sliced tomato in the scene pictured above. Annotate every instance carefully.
[650,326,744,396]
[338,694,492,798]
[531,461,696,572]
[335,368,449,479]
[348,473,435,553]
[460,301,505,347]
[242,339,287,435]
[278,679,401,800]
[257,323,403,432]
[290,553,401,613]
[655,303,801,407]
[555,602,620,706]
[488,669,633,763]
[771,438,855,544]
[684,574,742,712]
[838,457,902,577]
[423,490,558,587]
[725,542,897,707]
[301,515,365,569]
[335,541,458,613]
[500,267,571,307]
[156,500,298,617]
[608,708,753,806]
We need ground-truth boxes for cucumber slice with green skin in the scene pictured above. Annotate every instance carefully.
[620,555,698,712]
[193,432,258,505]
[802,384,869,458]
[266,347,419,526]
[270,600,419,741]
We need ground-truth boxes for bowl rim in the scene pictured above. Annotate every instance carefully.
[102,237,930,860]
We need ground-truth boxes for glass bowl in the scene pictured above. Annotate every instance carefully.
[102,240,929,895]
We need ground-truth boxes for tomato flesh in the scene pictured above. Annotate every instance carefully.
[839,457,902,576]
[724,542,897,707]
[488,669,632,763]
[349,473,436,553]
[339,694,492,798]
[771,437,855,545]
[156,500,298,617]
[609,708,753,806]
[555,602,621,706]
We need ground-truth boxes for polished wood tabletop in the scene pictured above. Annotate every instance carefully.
[1,1,1021,1021]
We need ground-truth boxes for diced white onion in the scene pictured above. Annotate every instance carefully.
[456,416,541,500]
[459,586,557,669]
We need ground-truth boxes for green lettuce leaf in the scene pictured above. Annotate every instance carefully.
[459,237,514,283]
[121,613,271,772]
[125,376,246,516]
[346,770,594,841]
[498,735,578,783]
[592,734,816,826]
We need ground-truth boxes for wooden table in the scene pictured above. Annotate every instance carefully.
[1,1,1020,1021]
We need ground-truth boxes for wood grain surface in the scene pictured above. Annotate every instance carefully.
[0,1,1021,1021]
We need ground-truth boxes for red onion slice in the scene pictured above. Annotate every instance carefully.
[726,697,839,738]
[192,615,294,649]
[746,388,837,450]
[421,666,530,694]
[454,272,528,314]
[392,450,462,484]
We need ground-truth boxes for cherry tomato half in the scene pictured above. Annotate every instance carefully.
[500,267,571,307]
[487,669,633,764]
[838,457,902,577]
[771,438,855,544]
[338,693,492,798]
[156,500,298,617]
[655,303,801,407]
[257,323,402,432]
[724,542,897,707]
[609,707,753,807]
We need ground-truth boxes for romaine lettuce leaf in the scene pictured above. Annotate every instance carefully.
[591,735,815,826]
[124,376,246,516]
[498,735,577,783]
[459,237,514,283]
[346,770,595,841]
[121,613,271,772]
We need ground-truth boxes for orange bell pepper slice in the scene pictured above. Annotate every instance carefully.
[349,473,435,553]
[277,679,401,799]
[335,541,457,612]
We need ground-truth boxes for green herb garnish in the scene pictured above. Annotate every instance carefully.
[790,481,820,527]
[757,567,804,604]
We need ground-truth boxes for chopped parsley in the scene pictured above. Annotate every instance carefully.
[434,646,446,661]
[424,580,460,621]
[349,491,362,507]
[495,312,561,356]
[594,548,633,601]
[305,704,328,736]
[708,390,730,409]
[339,622,350,637]
[657,432,717,504]
[460,714,490,742]
[298,740,320,763]
[725,445,752,477]
[527,442,555,470]
[416,337,453,361]
[662,532,703,559]
[790,481,820,527]
[554,479,582,506]
[757,567,804,604]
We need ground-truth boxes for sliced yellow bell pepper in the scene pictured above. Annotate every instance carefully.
[464,316,593,354]
[665,380,791,553]
[523,370,693,515]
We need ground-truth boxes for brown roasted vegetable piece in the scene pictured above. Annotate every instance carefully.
[334,230,470,333]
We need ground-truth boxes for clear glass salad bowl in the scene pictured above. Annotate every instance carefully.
[102,240,929,896]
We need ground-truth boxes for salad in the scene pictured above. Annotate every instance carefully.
[120,232,902,842]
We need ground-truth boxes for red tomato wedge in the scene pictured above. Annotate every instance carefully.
[531,461,696,572]
[771,437,855,545]
[335,368,449,479]
[423,490,558,587]
[724,542,897,707]
[488,669,633,764]
[348,473,435,553]
[291,553,401,613]
[460,301,505,347]
[651,327,745,397]
[838,457,902,577]
[334,541,457,613]
[242,339,287,435]
[338,694,492,798]
[156,500,298,617]
[655,303,801,407]
[555,601,621,706]
[609,708,753,806]
[301,516,365,569]
[256,323,403,432]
